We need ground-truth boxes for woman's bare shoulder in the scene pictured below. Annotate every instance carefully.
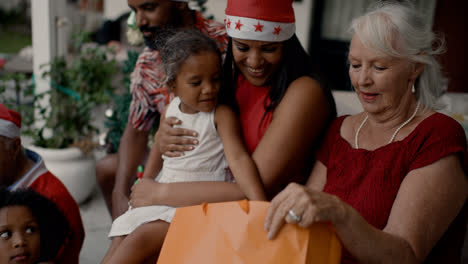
[277,76,324,111]
[269,76,331,126]
[288,76,321,94]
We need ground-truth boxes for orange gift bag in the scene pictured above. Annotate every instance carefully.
[157,200,341,264]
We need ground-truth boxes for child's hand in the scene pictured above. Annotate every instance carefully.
[130,179,164,208]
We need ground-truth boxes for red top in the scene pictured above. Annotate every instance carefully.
[29,172,85,264]
[317,113,468,263]
[236,74,273,154]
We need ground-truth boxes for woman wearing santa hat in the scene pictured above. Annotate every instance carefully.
[132,0,335,213]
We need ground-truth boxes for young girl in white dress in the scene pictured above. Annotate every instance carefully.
[102,30,266,264]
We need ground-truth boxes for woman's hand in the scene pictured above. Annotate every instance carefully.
[155,116,199,157]
[264,182,347,240]
[130,179,166,208]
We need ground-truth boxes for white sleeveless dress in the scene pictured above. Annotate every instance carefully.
[109,97,231,237]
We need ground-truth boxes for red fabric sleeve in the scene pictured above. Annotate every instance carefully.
[316,116,347,167]
[30,172,85,264]
[409,114,468,173]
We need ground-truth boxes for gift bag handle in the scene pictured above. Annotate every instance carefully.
[238,199,250,214]
[201,199,250,215]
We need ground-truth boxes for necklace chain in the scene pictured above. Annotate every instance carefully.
[355,101,420,149]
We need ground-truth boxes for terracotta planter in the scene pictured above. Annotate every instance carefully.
[27,145,96,204]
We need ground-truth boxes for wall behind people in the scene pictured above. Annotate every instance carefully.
[432,0,468,93]
[318,0,436,41]
[103,0,129,20]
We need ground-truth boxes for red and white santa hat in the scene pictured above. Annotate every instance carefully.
[0,104,21,138]
[225,0,295,42]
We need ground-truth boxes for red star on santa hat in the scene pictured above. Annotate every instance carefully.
[235,20,243,30]
[226,19,231,28]
[273,25,282,35]
[254,22,264,32]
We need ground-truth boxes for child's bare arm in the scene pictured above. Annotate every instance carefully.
[214,105,267,201]
[142,113,166,179]
[142,142,163,179]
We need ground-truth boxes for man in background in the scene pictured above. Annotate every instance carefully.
[0,103,85,264]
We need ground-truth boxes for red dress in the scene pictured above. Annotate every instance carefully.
[235,74,272,154]
[317,113,468,263]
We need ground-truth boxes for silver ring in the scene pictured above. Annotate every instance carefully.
[288,209,301,223]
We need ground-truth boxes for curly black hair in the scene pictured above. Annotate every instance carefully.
[0,187,70,262]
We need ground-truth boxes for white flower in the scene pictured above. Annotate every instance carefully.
[105,108,113,118]
[127,27,144,46]
[99,132,107,147]
[42,128,53,140]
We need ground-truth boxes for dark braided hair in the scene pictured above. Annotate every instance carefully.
[0,187,69,262]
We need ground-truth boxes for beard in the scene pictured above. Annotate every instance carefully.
[140,25,177,50]
[139,6,184,50]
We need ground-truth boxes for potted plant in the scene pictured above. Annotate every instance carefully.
[100,52,132,152]
[25,35,118,204]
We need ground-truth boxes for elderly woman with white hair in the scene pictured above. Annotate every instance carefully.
[264,1,468,263]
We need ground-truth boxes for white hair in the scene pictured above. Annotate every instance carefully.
[349,1,446,110]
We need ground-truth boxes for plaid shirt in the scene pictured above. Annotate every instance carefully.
[129,12,227,131]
